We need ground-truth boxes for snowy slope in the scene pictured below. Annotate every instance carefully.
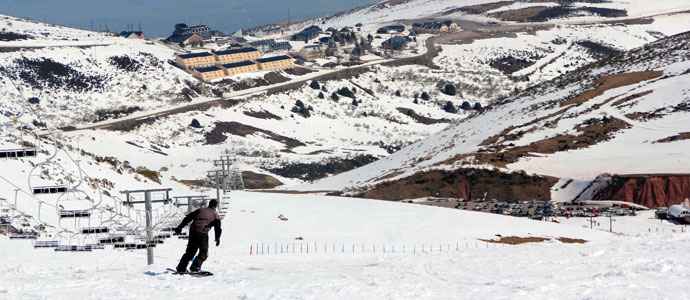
[298,30,690,194]
[289,0,690,30]
[2,191,690,300]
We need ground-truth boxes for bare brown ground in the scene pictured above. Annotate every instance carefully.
[477,117,629,167]
[450,1,515,15]
[251,190,334,194]
[373,171,405,182]
[480,236,550,244]
[654,132,690,144]
[434,24,551,45]
[560,71,663,107]
[557,237,587,244]
[611,90,653,107]
[489,6,551,22]
[481,236,589,245]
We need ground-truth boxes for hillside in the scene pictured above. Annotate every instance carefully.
[3,0,690,196]
[299,29,690,207]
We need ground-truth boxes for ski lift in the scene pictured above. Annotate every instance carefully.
[99,234,125,244]
[33,240,59,248]
[0,148,37,158]
[59,210,91,218]
[33,186,69,195]
[81,226,109,234]
[9,232,38,239]
[55,245,91,252]
[0,121,41,160]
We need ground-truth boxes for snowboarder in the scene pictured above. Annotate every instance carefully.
[174,199,222,272]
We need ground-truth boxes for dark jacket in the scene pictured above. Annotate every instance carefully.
[176,207,222,240]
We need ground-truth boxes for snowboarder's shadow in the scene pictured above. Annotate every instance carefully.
[143,271,167,276]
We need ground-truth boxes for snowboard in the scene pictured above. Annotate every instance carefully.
[167,268,213,277]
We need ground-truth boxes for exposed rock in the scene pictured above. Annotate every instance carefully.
[589,175,690,208]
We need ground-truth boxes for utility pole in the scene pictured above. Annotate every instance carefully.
[124,188,172,265]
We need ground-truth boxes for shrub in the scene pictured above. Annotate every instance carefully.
[473,102,482,110]
[443,101,457,113]
[295,100,305,108]
[461,101,472,110]
[421,92,430,101]
[352,99,358,106]
[442,84,456,96]
[190,118,202,128]
[337,87,355,98]
[27,97,40,105]
[395,90,401,97]
[309,80,320,89]
[331,92,339,101]
[317,92,324,99]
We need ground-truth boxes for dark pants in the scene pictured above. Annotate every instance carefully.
[177,232,208,271]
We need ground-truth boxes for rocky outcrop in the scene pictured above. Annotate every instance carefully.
[590,175,690,208]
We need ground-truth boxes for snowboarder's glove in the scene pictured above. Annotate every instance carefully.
[215,240,220,247]
[174,227,182,235]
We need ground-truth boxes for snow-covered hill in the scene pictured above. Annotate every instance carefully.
[3,1,690,195]
[300,29,690,201]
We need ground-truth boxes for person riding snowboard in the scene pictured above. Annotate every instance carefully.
[174,199,222,272]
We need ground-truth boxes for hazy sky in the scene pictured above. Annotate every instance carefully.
[0,0,377,37]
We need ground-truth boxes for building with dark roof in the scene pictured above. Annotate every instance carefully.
[291,25,321,41]
[299,45,325,61]
[215,47,261,64]
[166,23,227,45]
[381,36,409,50]
[256,55,295,70]
[192,66,225,81]
[376,25,405,34]
[120,31,146,39]
[222,60,259,76]
[176,52,215,69]
[249,39,292,53]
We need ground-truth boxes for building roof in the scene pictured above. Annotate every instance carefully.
[249,39,276,46]
[215,47,259,55]
[196,66,222,73]
[256,55,293,63]
[302,44,322,50]
[120,31,143,37]
[222,61,256,69]
[166,33,200,43]
[178,52,213,59]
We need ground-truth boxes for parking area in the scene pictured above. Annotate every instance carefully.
[410,198,645,220]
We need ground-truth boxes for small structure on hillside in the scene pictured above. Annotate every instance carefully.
[249,39,292,53]
[381,36,409,50]
[376,25,405,34]
[251,26,283,39]
[120,31,146,39]
[412,20,459,33]
[292,25,321,41]
[166,23,226,45]
[299,44,325,61]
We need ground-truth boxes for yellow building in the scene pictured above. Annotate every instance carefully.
[222,61,259,76]
[176,52,215,69]
[215,47,262,64]
[193,66,225,81]
[256,55,295,71]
